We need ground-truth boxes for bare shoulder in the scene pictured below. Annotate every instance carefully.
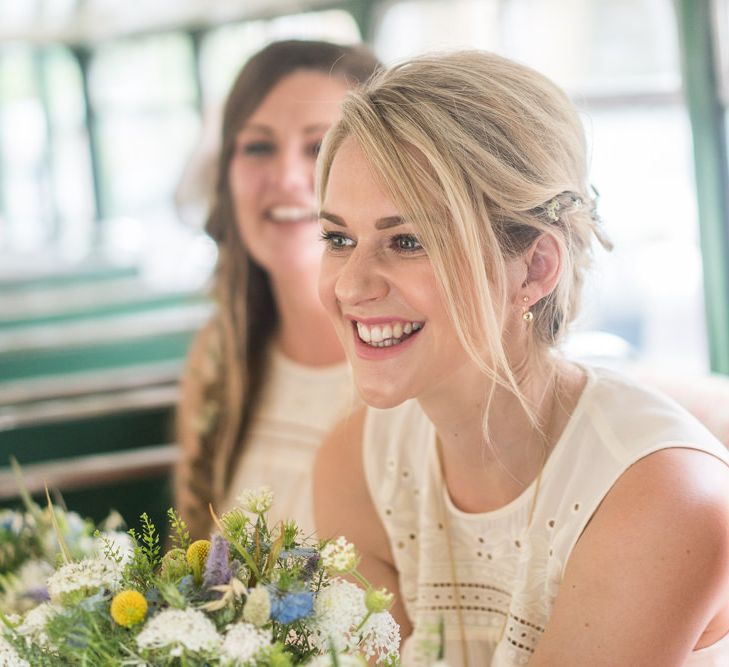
[533,447,729,665]
[599,447,729,548]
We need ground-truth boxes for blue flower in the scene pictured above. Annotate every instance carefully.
[278,547,318,560]
[144,587,163,612]
[177,574,196,597]
[269,591,314,624]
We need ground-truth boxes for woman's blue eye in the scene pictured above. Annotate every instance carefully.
[320,231,353,250]
[393,234,423,252]
[308,141,323,157]
[241,142,274,156]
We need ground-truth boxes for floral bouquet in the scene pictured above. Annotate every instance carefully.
[0,466,131,616]
[0,487,400,666]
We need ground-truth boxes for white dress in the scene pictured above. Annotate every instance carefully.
[363,366,729,666]
[223,348,355,537]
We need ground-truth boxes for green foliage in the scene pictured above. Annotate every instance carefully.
[156,579,188,609]
[166,509,190,552]
[220,508,249,546]
[124,513,162,590]
[94,530,124,566]
[138,513,162,568]
[281,521,299,550]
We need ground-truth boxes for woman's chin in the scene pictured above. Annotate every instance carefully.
[354,381,411,411]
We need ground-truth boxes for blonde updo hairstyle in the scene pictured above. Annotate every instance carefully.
[318,51,610,422]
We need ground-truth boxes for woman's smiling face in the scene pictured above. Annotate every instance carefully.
[318,137,475,408]
[228,70,349,281]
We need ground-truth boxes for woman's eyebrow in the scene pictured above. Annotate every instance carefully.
[375,216,404,230]
[303,123,331,134]
[319,211,346,226]
[239,123,329,136]
[319,211,404,230]
[238,124,272,136]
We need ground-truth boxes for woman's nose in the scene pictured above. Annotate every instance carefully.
[270,146,312,193]
[333,249,389,306]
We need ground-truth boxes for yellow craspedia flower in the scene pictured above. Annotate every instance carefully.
[110,590,147,628]
[186,539,211,571]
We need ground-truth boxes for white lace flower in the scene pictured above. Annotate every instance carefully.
[320,537,359,574]
[135,608,221,657]
[46,557,122,605]
[0,634,30,667]
[15,602,59,649]
[312,578,366,653]
[237,487,274,514]
[242,585,271,627]
[359,611,400,663]
[220,622,271,665]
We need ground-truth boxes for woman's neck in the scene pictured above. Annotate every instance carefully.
[269,274,346,367]
[418,358,585,513]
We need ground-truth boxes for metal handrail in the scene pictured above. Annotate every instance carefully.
[0,444,178,500]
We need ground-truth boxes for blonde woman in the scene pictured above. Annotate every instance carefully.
[314,52,729,666]
[176,41,379,540]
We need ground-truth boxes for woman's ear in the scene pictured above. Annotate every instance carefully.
[523,233,562,300]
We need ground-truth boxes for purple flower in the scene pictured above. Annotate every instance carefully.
[269,591,314,624]
[203,535,232,591]
[23,586,50,602]
[301,553,320,581]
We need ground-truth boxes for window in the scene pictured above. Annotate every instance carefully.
[373,0,707,371]
[0,44,94,260]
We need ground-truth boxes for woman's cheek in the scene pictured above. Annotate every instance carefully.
[317,259,337,315]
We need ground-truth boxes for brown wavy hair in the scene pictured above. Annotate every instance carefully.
[176,40,380,539]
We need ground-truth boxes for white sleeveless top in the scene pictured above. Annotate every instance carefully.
[223,349,355,537]
[363,366,729,666]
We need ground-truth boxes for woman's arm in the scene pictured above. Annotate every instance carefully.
[313,407,414,638]
[532,447,729,666]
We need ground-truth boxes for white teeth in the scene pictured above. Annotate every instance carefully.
[354,320,424,347]
[268,206,315,222]
[357,322,371,342]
